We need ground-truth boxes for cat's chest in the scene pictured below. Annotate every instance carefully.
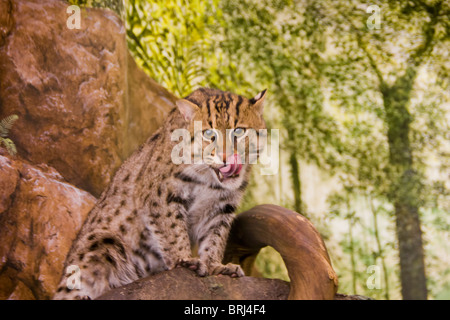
[184,184,237,219]
[189,184,227,210]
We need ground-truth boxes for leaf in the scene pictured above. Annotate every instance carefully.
[0,114,19,138]
[0,137,17,156]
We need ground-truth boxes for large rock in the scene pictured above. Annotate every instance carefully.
[0,0,178,300]
[0,0,177,197]
[0,151,96,300]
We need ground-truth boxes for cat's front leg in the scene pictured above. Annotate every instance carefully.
[145,205,194,272]
[210,262,245,278]
[197,214,244,278]
[175,257,208,276]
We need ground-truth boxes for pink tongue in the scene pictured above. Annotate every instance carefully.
[219,154,242,178]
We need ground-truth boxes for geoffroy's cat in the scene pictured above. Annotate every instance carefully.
[53,87,267,299]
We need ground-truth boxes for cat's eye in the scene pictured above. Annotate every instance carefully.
[203,129,217,141]
[232,128,246,138]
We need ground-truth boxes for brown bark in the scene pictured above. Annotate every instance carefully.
[98,267,290,300]
[98,268,368,300]
[224,204,338,300]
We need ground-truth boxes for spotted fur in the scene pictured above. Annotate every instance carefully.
[53,88,267,300]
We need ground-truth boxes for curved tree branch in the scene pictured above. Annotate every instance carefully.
[224,204,339,300]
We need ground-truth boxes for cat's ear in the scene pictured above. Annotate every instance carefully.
[176,99,200,122]
[250,89,267,114]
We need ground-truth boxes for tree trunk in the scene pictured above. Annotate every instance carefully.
[378,0,444,299]
[224,204,339,299]
[382,75,427,300]
[289,151,303,214]
[394,201,427,300]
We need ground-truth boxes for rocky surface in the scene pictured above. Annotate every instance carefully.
[0,0,177,300]
[0,0,177,197]
[0,151,96,300]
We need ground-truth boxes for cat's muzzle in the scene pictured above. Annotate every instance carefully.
[215,154,243,182]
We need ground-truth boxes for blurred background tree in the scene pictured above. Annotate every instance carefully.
[70,0,449,300]
[126,0,218,96]
[321,0,449,300]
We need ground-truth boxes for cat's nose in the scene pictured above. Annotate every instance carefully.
[218,152,241,165]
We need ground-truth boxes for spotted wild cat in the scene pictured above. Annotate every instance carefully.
[53,87,267,300]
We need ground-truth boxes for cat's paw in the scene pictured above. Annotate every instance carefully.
[176,258,209,277]
[210,263,245,278]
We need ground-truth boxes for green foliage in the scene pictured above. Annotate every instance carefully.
[68,0,125,18]
[0,115,19,156]
[123,0,449,299]
[212,0,345,170]
[319,0,448,299]
[126,0,217,97]
[254,247,289,282]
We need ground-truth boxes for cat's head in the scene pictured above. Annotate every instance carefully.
[175,87,267,190]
